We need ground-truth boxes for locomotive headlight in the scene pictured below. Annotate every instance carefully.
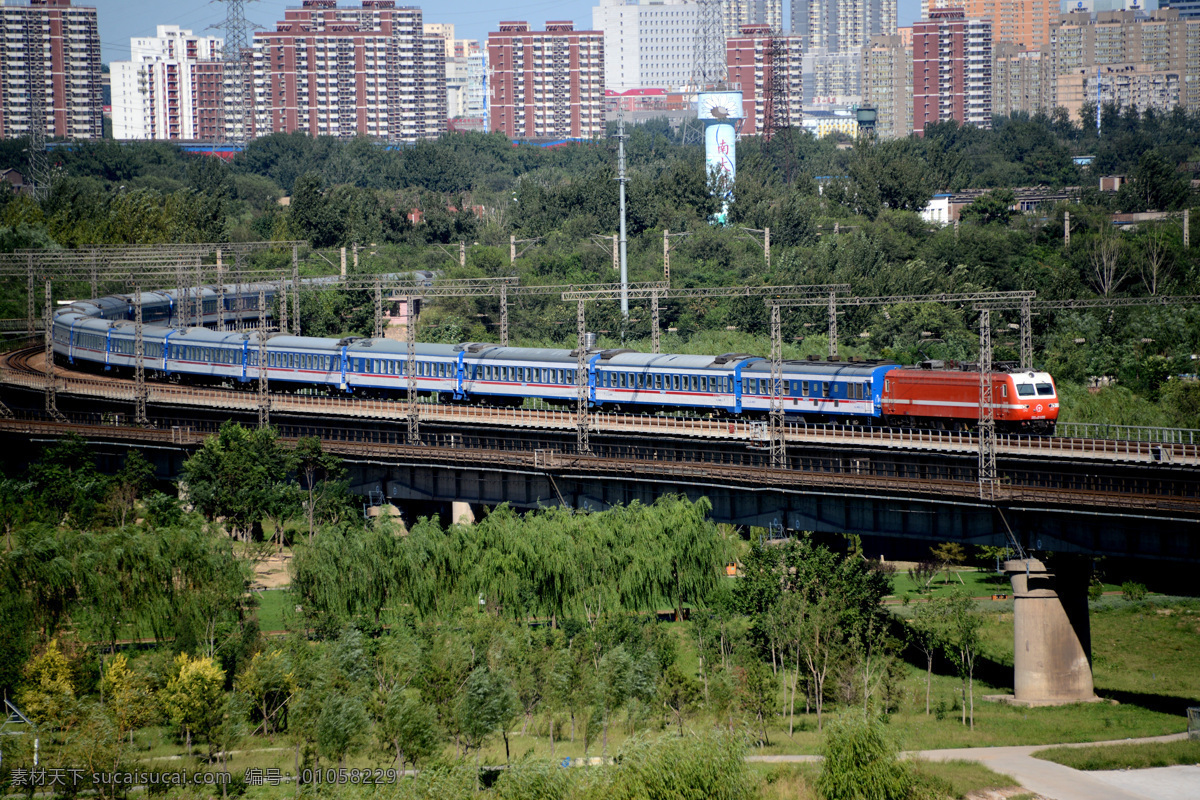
[1050,403,1059,409]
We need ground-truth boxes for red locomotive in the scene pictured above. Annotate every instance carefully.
[881,366,1059,433]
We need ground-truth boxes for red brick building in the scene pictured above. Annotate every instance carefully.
[725,25,804,137]
[253,0,446,143]
[0,0,103,140]
[913,8,992,136]
[487,21,605,140]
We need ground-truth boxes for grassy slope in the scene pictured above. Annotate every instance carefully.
[1032,739,1200,771]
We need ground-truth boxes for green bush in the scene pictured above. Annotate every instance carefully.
[817,715,914,800]
[600,729,753,800]
[1121,581,1148,601]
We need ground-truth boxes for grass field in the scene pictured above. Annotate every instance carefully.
[1033,739,1200,771]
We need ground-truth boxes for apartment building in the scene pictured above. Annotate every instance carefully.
[722,0,783,38]
[110,26,222,140]
[1048,9,1200,116]
[253,0,446,143]
[0,0,102,140]
[592,0,696,92]
[863,34,913,138]
[993,42,1046,116]
[913,8,992,135]
[487,21,605,140]
[424,23,487,122]
[726,25,803,135]
[923,0,1055,50]
[791,0,897,107]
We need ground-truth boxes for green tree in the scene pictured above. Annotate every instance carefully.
[293,437,348,543]
[237,649,295,739]
[458,666,519,774]
[959,189,1017,226]
[934,588,982,729]
[376,687,440,772]
[161,652,225,750]
[816,714,914,800]
[736,657,776,746]
[316,693,368,768]
[19,639,75,726]
[658,664,701,736]
[908,601,943,716]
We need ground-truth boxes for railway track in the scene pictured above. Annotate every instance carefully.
[5,347,1199,467]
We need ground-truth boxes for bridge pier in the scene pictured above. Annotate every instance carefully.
[1005,557,1097,706]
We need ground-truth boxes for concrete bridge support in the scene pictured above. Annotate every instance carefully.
[1005,558,1097,705]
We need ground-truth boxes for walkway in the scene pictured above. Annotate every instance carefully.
[748,733,1195,800]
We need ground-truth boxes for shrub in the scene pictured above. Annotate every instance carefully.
[1121,581,1147,601]
[817,715,914,800]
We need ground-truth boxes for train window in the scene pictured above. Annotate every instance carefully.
[1016,384,1034,396]
[1036,383,1054,396]
[822,382,830,397]
[784,380,791,395]
[1001,384,1007,398]
[865,381,871,397]
[653,374,661,390]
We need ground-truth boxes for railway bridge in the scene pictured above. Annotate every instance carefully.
[2,347,1198,709]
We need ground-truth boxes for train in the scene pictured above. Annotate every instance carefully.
[50,282,1059,433]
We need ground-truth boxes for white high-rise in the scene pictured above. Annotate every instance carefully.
[790,0,897,107]
[593,0,697,91]
[111,26,222,140]
[424,23,487,122]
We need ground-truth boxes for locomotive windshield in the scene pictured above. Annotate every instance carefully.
[1036,383,1054,396]
[1015,383,1035,396]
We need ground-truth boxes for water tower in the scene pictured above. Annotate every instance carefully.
[698,91,744,224]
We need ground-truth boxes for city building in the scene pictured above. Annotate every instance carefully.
[1158,0,1200,20]
[722,0,783,38]
[424,24,487,123]
[592,0,696,92]
[253,0,446,143]
[912,8,992,135]
[0,0,103,140]
[110,26,222,140]
[487,21,605,140]
[726,25,803,135]
[791,0,897,107]
[863,34,913,138]
[792,0,897,52]
[802,108,859,135]
[993,42,1046,117]
[923,0,1055,50]
[1048,9,1200,117]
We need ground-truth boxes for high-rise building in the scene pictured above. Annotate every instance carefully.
[726,25,803,134]
[424,23,487,122]
[863,34,913,138]
[0,0,102,140]
[912,8,992,135]
[1159,0,1200,21]
[791,0,897,107]
[253,0,446,143]
[993,42,1046,117]
[592,0,696,92]
[1047,9,1200,118]
[110,26,222,140]
[723,0,783,38]
[791,0,897,52]
[923,0,1054,50]
[487,21,605,140]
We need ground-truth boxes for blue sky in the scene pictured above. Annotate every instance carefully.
[94,0,926,64]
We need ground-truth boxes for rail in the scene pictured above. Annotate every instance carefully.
[3,359,1200,467]
[0,416,1196,516]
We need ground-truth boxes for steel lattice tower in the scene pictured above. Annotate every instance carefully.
[219,0,255,145]
[762,34,792,141]
[690,0,727,89]
[25,18,50,200]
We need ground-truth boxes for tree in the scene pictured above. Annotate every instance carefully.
[934,588,982,729]
[1086,229,1126,297]
[289,172,343,247]
[457,666,519,775]
[161,652,225,750]
[183,422,295,541]
[658,664,701,736]
[959,189,1017,226]
[237,649,295,739]
[293,437,348,542]
[1139,224,1173,296]
[376,687,440,773]
[19,639,75,726]
[930,541,967,585]
[101,653,156,744]
[816,714,914,800]
[1120,151,1189,212]
[316,693,368,768]
[594,646,633,757]
[907,602,943,716]
[736,657,776,746]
